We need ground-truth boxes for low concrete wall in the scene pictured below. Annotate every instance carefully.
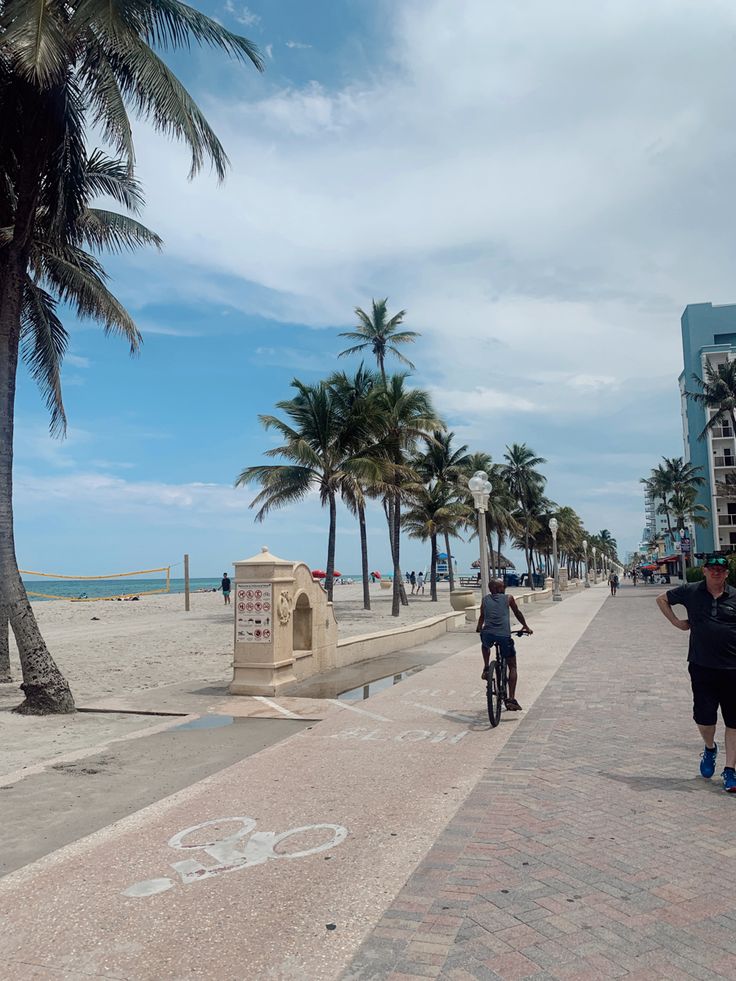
[336,609,467,667]
[464,579,587,620]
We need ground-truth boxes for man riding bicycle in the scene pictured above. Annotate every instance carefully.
[476,579,533,711]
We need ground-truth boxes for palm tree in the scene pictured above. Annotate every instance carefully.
[665,488,709,532]
[402,484,468,602]
[688,358,736,437]
[338,299,419,383]
[372,375,443,615]
[500,443,547,589]
[326,365,385,611]
[413,431,471,590]
[237,381,379,603]
[0,153,160,713]
[1,1,262,713]
[598,529,618,560]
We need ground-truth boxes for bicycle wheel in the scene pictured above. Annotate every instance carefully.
[486,656,502,727]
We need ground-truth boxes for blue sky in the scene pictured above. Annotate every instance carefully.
[14,0,736,577]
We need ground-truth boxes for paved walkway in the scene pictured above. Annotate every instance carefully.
[0,588,604,980]
[344,584,736,980]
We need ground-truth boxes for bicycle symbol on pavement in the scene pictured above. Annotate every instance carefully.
[122,816,348,898]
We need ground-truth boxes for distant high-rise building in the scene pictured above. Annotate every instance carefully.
[679,302,736,553]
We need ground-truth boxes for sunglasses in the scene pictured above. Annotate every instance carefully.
[705,558,729,568]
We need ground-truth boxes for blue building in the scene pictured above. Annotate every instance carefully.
[679,303,736,554]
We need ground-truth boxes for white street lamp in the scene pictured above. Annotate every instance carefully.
[549,517,562,602]
[679,527,687,582]
[582,539,590,588]
[468,470,493,597]
[592,546,598,584]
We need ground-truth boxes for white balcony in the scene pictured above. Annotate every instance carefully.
[718,514,736,525]
[714,456,736,468]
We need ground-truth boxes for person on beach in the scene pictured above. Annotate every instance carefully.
[632,569,638,587]
[476,580,532,711]
[410,571,416,594]
[416,571,424,594]
[609,571,619,596]
[656,555,736,793]
[221,572,231,605]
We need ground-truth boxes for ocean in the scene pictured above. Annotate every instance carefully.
[22,577,222,601]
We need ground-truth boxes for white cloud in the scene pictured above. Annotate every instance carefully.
[285,40,312,50]
[223,1,260,27]
[65,354,91,369]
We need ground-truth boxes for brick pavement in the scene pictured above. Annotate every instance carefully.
[343,585,736,981]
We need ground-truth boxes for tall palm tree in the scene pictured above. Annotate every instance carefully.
[598,529,618,559]
[237,381,380,603]
[372,375,442,616]
[500,443,547,589]
[413,431,471,590]
[1,0,262,713]
[338,299,419,383]
[0,152,160,713]
[402,484,468,602]
[688,358,736,437]
[326,365,384,611]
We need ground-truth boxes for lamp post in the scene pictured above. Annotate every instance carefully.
[679,527,687,582]
[592,546,597,584]
[468,470,493,598]
[582,539,590,588]
[549,517,562,601]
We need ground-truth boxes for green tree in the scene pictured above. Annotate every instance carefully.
[237,380,380,603]
[413,430,471,590]
[338,299,419,384]
[372,375,442,616]
[326,365,386,611]
[1,0,262,713]
[688,358,736,437]
[402,484,468,602]
[500,444,547,589]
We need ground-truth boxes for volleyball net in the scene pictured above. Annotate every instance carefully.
[19,565,172,602]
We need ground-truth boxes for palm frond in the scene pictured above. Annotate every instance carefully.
[20,277,68,435]
[77,208,162,253]
[1,0,73,87]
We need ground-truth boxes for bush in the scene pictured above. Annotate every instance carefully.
[686,556,736,586]
[686,567,703,583]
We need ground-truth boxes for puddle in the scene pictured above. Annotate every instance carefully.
[337,665,426,701]
[174,714,235,730]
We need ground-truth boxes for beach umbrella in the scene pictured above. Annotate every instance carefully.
[312,570,326,579]
[371,571,382,579]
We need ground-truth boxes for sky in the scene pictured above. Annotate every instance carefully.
[14,0,736,578]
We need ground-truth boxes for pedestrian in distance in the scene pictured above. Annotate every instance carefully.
[656,554,736,793]
[409,571,416,594]
[221,572,231,606]
[609,571,619,596]
[417,571,424,595]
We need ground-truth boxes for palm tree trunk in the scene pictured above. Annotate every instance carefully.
[0,604,10,684]
[391,492,402,616]
[0,248,75,714]
[358,501,371,610]
[325,491,337,602]
[497,529,504,583]
[486,529,495,580]
[524,518,534,590]
[443,530,455,591]
[430,533,438,601]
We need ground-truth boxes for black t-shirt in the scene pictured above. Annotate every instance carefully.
[221,576,231,592]
[666,581,736,669]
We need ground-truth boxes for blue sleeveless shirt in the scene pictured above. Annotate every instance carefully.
[481,593,511,636]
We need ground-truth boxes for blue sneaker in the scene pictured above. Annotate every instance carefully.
[722,768,736,793]
[701,743,718,778]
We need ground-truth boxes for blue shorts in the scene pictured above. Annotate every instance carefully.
[481,632,516,659]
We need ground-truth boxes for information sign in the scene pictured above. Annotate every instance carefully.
[235,583,272,643]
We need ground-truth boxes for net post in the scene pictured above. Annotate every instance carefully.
[184,555,190,612]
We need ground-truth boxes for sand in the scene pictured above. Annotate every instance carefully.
[0,581,467,776]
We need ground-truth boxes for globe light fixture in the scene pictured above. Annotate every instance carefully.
[592,545,598,584]
[549,517,562,602]
[582,539,590,588]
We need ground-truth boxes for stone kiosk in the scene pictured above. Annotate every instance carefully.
[230,546,338,696]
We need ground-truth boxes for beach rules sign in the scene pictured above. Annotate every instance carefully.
[236,583,273,643]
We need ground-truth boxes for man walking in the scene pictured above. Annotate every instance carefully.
[657,555,736,792]
[221,572,231,606]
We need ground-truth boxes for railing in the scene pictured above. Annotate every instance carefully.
[712,427,734,439]
[714,456,736,468]
[718,514,736,525]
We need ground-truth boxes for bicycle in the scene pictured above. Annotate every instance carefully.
[486,629,527,728]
